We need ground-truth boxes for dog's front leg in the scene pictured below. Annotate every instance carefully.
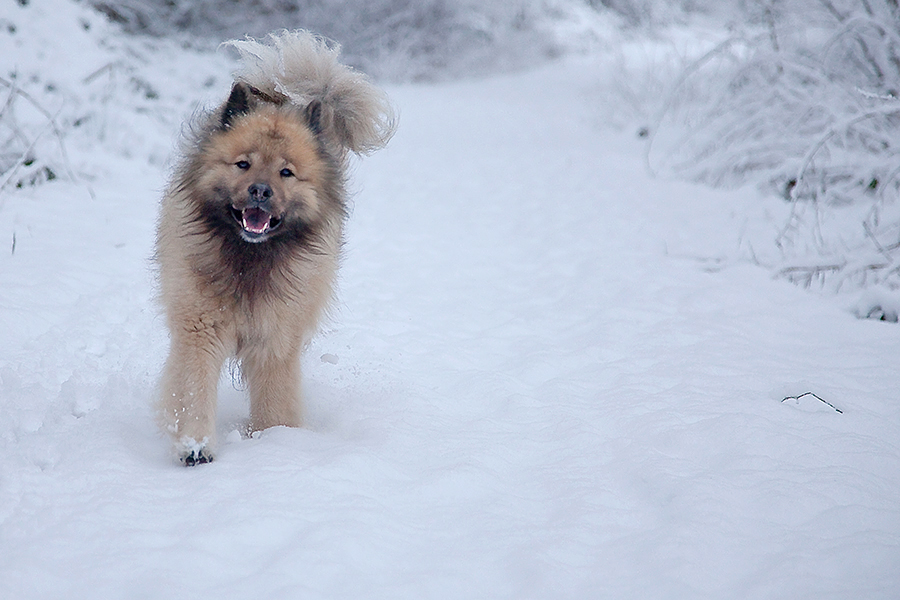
[159,316,230,465]
[243,344,303,433]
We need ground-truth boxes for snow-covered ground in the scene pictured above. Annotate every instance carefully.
[1,2,898,598]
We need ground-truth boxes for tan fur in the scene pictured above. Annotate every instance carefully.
[225,30,396,155]
[155,30,395,465]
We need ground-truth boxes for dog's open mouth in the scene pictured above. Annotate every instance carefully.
[231,206,283,240]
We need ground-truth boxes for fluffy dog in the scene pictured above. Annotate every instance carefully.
[156,31,396,465]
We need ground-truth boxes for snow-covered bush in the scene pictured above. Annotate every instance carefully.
[0,77,69,194]
[86,0,617,81]
[0,5,93,199]
[587,0,741,25]
[0,1,236,203]
[86,0,748,81]
[648,0,900,291]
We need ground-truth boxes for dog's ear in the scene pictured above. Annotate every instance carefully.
[220,82,253,130]
[304,100,323,136]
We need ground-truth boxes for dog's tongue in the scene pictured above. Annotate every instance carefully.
[242,207,271,234]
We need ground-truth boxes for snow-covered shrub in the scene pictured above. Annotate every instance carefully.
[648,0,900,291]
[84,1,750,82]
[86,0,617,81]
[0,7,86,198]
[586,0,742,25]
[0,77,68,194]
[0,0,235,203]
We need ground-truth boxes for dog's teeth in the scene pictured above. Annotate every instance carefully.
[242,207,271,234]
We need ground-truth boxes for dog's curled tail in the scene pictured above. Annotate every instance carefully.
[224,30,396,155]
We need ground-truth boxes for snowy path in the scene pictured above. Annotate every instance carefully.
[1,57,899,598]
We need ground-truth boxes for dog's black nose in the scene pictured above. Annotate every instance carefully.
[248,183,273,204]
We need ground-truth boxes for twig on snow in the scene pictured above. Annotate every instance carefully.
[781,391,843,413]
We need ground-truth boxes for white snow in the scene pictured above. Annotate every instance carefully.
[1,2,898,599]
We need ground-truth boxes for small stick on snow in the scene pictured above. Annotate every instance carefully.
[781,392,843,414]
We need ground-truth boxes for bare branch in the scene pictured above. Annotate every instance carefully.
[782,391,843,413]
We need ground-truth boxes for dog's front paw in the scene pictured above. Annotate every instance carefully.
[175,436,214,467]
[180,448,215,467]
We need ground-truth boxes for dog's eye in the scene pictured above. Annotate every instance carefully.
[280,168,294,178]
[235,160,251,170]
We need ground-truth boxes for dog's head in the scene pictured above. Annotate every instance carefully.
[193,83,335,244]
